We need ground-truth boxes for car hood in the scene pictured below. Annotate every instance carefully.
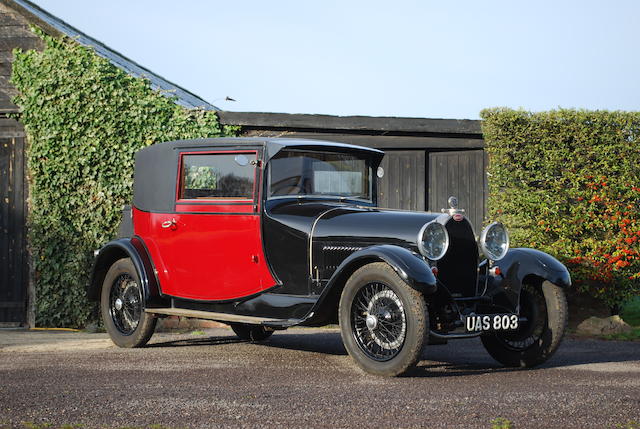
[311,205,441,249]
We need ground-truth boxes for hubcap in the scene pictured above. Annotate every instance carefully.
[351,282,407,361]
[114,298,123,311]
[365,314,378,330]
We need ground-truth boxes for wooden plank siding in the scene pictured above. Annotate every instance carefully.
[0,2,40,325]
[429,150,486,231]
[0,130,27,325]
[377,150,426,211]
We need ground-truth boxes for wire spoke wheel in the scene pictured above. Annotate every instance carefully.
[101,257,156,348]
[339,262,427,376]
[351,282,407,361]
[109,273,142,336]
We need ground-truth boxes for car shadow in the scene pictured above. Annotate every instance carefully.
[146,329,640,377]
[146,335,244,348]
[262,332,523,377]
[263,331,348,356]
[261,331,640,375]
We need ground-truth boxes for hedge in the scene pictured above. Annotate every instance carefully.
[11,28,238,327]
[481,108,640,308]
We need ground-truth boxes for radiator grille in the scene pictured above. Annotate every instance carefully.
[437,218,479,297]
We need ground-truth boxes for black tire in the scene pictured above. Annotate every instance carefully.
[101,257,156,348]
[338,262,428,376]
[230,323,274,341]
[481,280,568,367]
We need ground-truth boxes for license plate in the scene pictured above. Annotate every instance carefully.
[464,314,519,332]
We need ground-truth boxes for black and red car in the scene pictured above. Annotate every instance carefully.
[88,138,570,376]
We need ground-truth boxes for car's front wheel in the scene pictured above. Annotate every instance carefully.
[481,280,567,367]
[339,262,428,376]
[101,257,156,348]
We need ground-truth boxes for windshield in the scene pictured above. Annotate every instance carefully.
[269,150,372,201]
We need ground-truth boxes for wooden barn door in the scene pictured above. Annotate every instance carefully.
[0,135,27,326]
[429,150,486,232]
[377,150,426,211]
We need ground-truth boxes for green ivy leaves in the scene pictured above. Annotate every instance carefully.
[11,28,238,327]
[481,108,640,308]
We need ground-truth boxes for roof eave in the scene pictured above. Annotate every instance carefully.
[3,0,218,110]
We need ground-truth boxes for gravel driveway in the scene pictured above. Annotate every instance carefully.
[0,328,638,428]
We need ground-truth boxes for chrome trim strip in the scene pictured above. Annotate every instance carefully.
[322,245,363,252]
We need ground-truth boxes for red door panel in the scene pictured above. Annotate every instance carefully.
[134,208,277,301]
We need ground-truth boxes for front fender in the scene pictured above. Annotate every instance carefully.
[301,244,437,326]
[87,237,166,308]
[483,248,571,311]
[330,244,437,294]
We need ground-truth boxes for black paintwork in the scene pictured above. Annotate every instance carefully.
[324,245,438,294]
[87,237,168,308]
[117,205,133,238]
[173,293,316,321]
[88,138,572,337]
[479,248,571,313]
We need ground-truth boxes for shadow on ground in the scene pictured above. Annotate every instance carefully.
[147,335,244,348]
[146,328,639,377]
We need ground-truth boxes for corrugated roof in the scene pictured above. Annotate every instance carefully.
[7,0,217,110]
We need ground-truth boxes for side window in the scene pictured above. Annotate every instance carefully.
[179,153,255,200]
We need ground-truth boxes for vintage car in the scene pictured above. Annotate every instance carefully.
[88,138,570,376]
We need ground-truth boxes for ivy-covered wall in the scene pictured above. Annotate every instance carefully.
[11,28,237,327]
[481,108,640,308]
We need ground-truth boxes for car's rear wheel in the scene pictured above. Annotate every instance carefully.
[230,323,274,341]
[339,262,428,376]
[481,280,567,367]
[101,257,156,348]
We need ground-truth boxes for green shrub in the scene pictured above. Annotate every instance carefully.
[481,108,640,309]
[11,27,237,327]
[621,296,640,326]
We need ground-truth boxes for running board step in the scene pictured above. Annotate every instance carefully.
[145,308,291,326]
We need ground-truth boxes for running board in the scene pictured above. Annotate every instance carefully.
[145,308,292,326]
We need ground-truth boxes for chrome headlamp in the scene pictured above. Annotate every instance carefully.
[480,222,509,261]
[418,220,449,261]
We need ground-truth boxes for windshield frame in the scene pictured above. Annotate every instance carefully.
[266,149,375,204]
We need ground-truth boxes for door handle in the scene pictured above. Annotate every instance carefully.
[161,218,177,229]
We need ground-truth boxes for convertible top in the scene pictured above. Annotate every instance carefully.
[133,138,384,212]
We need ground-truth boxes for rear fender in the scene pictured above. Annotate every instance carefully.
[483,248,571,312]
[87,237,166,308]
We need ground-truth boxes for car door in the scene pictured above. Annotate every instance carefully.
[140,149,277,301]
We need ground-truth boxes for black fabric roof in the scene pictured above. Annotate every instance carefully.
[7,0,217,110]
